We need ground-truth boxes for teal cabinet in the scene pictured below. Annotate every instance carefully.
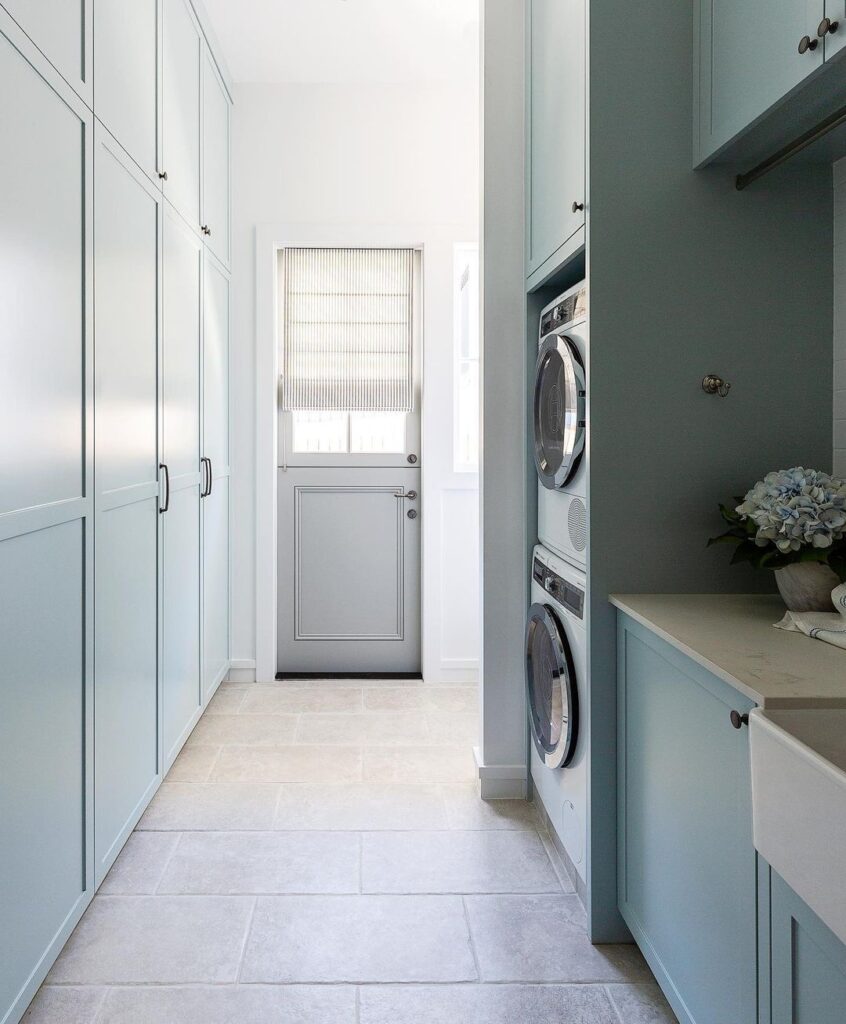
[526,0,585,280]
[770,870,846,1024]
[617,616,758,1024]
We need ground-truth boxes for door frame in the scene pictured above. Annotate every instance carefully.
[257,223,435,682]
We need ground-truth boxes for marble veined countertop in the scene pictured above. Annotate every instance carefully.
[610,593,846,708]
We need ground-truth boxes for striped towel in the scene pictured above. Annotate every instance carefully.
[775,582,846,651]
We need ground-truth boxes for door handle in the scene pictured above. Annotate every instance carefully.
[201,457,213,498]
[159,463,170,513]
[206,457,213,497]
[395,490,418,500]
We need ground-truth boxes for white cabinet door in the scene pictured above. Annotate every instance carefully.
[696,0,825,164]
[527,0,585,277]
[162,204,202,766]
[202,49,230,267]
[3,0,91,102]
[202,252,230,699]
[93,0,158,181]
[162,0,201,229]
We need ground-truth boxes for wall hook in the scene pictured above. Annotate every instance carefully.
[702,374,731,398]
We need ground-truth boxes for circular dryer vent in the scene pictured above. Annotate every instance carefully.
[568,497,587,553]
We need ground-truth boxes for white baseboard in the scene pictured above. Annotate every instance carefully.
[473,746,528,799]
[227,659,257,683]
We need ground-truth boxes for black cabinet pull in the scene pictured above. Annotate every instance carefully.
[799,34,819,53]
[158,170,168,180]
[207,457,213,496]
[200,457,213,498]
[729,710,749,730]
[819,17,839,37]
[159,463,170,513]
[572,200,585,213]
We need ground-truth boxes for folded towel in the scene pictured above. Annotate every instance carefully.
[775,582,846,651]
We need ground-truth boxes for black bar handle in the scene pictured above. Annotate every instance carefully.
[207,457,213,496]
[159,463,170,513]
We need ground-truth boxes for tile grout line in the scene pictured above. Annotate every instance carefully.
[604,983,627,1024]
[355,984,361,1024]
[87,984,110,1023]
[152,831,185,895]
[460,895,483,984]
[234,896,259,983]
[203,744,225,782]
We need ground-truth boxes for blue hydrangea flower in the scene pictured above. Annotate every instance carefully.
[736,468,846,553]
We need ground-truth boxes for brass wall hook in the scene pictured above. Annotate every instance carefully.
[702,374,731,398]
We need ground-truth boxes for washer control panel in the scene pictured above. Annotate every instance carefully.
[540,285,587,337]
[532,557,584,619]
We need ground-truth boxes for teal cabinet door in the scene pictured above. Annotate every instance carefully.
[618,617,757,1024]
[824,2,846,60]
[771,871,846,1024]
[526,0,585,277]
[202,49,231,267]
[2,0,91,103]
[695,0,824,164]
[162,0,202,230]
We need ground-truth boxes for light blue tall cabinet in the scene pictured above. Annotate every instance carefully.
[0,2,232,1021]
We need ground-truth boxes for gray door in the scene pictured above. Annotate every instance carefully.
[161,204,202,766]
[276,248,422,675]
[93,125,160,883]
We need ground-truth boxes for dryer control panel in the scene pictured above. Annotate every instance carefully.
[533,557,584,619]
[540,285,588,336]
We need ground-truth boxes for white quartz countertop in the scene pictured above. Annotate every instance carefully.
[610,593,846,708]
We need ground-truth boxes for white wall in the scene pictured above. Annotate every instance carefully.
[231,81,479,680]
[835,159,846,478]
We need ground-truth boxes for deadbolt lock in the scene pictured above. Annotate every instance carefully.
[407,509,418,519]
[407,454,418,464]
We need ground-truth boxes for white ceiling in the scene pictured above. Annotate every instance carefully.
[202,0,480,85]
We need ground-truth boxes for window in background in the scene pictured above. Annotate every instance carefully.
[454,243,480,473]
[281,247,414,455]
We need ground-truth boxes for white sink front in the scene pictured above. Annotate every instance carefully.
[750,707,846,944]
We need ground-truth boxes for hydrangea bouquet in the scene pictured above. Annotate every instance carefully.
[709,467,846,578]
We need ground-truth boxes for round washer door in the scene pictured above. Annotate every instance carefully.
[532,334,586,490]
[525,602,578,769]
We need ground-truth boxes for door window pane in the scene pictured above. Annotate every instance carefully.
[350,412,406,453]
[291,411,347,453]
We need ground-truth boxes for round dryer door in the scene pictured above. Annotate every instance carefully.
[524,602,579,769]
[532,334,586,490]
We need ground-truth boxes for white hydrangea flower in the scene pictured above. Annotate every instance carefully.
[736,468,846,554]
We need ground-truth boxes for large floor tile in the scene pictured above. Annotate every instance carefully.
[137,782,281,830]
[211,745,362,783]
[99,832,181,894]
[274,782,449,830]
[188,713,299,747]
[97,985,357,1023]
[359,984,619,1024]
[364,685,477,712]
[47,895,254,984]
[362,831,561,893]
[363,744,476,783]
[295,711,430,745]
[205,685,247,715]
[239,686,362,714]
[465,894,651,983]
[240,895,477,982]
[605,983,679,1023]
[166,744,220,781]
[21,987,106,1023]
[441,784,540,830]
[157,831,360,894]
[425,711,479,744]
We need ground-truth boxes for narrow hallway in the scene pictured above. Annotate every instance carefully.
[24,680,675,1023]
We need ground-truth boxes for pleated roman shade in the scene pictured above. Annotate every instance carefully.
[280,248,415,412]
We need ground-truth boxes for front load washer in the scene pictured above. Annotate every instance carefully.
[533,282,588,569]
[525,544,587,889]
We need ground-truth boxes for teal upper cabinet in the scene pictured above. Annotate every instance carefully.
[825,1,846,60]
[770,869,846,1024]
[617,616,757,1024]
[163,0,202,229]
[526,0,585,280]
[202,48,231,267]
[2,0,92,104]
[94,0,158,182]
[695,0,830,165]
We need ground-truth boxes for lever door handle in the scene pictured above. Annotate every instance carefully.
[159,463,170,513]
[395,490,418,500]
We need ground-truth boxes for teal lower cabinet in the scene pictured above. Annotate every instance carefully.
[768,868,846,1024]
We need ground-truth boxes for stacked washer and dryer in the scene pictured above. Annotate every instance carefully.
[526,281,589,893]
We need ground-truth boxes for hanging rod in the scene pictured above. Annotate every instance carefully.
[736,100,846,190]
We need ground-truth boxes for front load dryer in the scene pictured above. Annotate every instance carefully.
[533,282,588,569]
[525,544,587,890]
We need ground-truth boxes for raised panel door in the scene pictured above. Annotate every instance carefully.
[2,0,90,101]
[202,48,230,266]
[162,0,201,229]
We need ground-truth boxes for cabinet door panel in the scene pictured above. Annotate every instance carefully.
[162,206,202,765]
[618,626,756,1024]
[93,131,159,882]
[162,0,201,228]
[93,0,158,179]
[528,0,585,275]
[825,2,846,60]
[203,477,229,698]
[202,49,230,266]
[698,0,824,161]
[3,0,89,99]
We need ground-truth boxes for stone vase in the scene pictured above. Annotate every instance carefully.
[774,563,840,613]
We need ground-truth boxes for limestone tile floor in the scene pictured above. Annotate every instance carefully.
[24,679,678,1024]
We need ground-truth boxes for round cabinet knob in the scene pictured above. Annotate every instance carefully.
[407,509,418,519]
[729,710,749,730]
[572,201,585,213]
[799,34,819,53]
[819,16,839,36]
[158,170,168,181]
